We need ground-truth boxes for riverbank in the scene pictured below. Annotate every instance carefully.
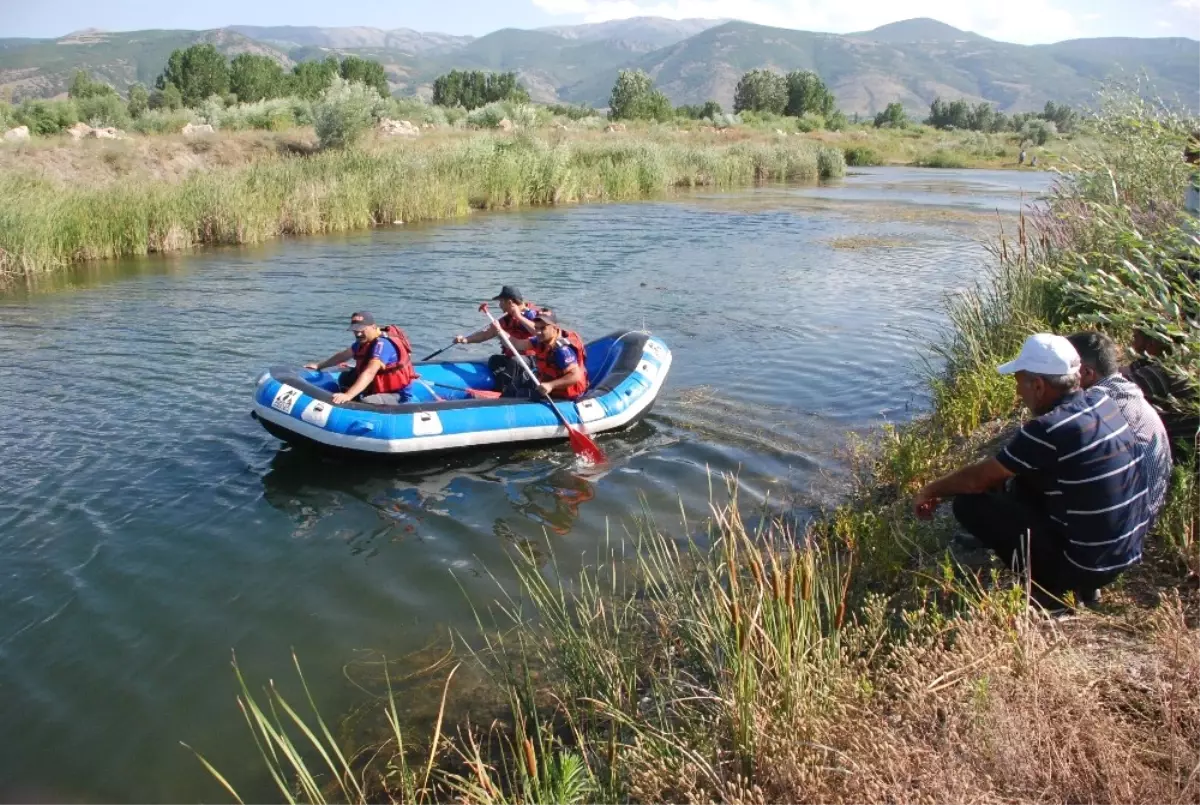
[205,96,1199,804]
[0,128,851,279]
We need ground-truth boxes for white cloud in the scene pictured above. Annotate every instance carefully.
[531,0,1085,44]
[1173,0,1200,11]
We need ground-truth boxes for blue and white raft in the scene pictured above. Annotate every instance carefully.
[252,330,671,457]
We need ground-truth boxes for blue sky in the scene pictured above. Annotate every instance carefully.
[2,0,1197,44]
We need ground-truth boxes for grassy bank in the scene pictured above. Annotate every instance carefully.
[0,130,845,279]
[196,92,1199,804]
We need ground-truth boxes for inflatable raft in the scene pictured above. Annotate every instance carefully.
[251,330,671,457]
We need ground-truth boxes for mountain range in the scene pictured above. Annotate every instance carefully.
[0,16,1195,116]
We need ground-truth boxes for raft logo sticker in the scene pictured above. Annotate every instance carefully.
[644,341,666,361]
[301,400,332,428]
[270,384,303,415]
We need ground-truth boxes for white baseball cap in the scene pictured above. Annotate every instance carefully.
[997,333,1081,376]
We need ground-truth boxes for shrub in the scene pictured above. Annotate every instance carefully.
[1019,118,1057,146]
[795,112,825,133]
[0,100,15,131]
[75,93,131,129]
[129,108,197,135]
[127,84,149,119]
[874,102,908,129]
[466,102,509,129]
[547,102,597,121]
[915,149,969,168]
[843,146,883,166]
[313,77,386,149]
[608,70,672,122]
[15,99,79,135]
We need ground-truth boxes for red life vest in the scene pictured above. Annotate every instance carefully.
[349,325,416,395]
[498,303,543,356]
[534,330,589,400]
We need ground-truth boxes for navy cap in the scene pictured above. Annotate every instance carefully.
[492,285,523,302]
[534,309,559,325]
[348,311,376,332]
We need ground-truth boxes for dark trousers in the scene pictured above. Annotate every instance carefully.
[951,483,1115,598]
[489,354,536,396]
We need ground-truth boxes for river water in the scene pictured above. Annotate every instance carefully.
[0,167,1051,802]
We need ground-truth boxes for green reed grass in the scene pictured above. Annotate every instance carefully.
[0,133,844,278]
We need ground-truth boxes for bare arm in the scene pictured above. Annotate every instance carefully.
[457,322,500,344]
[539,362,584,394]
[913,458,1013,519]
[332,359,382,403]
[306,347,353,371]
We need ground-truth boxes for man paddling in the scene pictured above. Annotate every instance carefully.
[913,333,1151,607]
[454,285,545,392]
[305,312,416,405]
[504,310,589,401]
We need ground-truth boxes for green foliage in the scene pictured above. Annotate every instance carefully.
[676,100,724,120]
[127,83,149,119]
[874,102,908,129]
[154,83,184,111]
[914,149,970,168]
[75,93,130,128]
[338,55,389,98]
[843,146,883,166]
[1019,118,1056,146]
[546,102,596,121]
[826,109,848,131]
[1042,100,1078,134]
[733,69,787,115]
[229,53,286,103]
[313,77,386,149]
[289,56,339,101]
[607,69,672,122]
[68,70,117,100]
[0,101,13,131]
[14,99,78,135]
[784,70,835,118]
[795,112,825,132]
[157,44,230,107]
[129,107,196,135]
[431,69,529,110]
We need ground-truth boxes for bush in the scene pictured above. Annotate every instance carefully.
[733,69,787,115]
[466,102,508,129]
[313,77,386,149]
[0,100,15,131]
[874,102,908,129]
[608,70,673,122]
[795,112,825,133]
[1019,118,1057,146]
[547,102,597,121]
[843,146,883,166]
[129,108,198,135]
[817,146,846,178]
[15,99,79,135]
[127,84,149,119]
[914,149,970,168]
[825,109,848,131]
[75,93,131,128]
[216,98,298,131]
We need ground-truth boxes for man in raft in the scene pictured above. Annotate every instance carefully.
[305,312,416,405]
[453,285,544,392]
[504,310,589,401]
[912,333,1152,608]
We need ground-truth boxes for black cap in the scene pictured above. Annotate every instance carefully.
[534,309,559,325]
[492,285,523,302]
[348,311,376,332]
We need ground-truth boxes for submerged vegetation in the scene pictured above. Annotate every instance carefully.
[197,87,1200,804]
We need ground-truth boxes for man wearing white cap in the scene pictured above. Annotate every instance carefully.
[914,333,1152,606]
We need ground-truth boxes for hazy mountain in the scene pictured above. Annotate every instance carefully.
[0,17,1195,116]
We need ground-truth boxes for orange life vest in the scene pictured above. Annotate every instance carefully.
[534,329,588,400]
[348,325,416,395]
[498,303,544,356]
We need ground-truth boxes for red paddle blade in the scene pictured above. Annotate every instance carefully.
[567,425,606,464]
[463,387,503,399]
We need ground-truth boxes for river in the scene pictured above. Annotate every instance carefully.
[0,167,1052,802]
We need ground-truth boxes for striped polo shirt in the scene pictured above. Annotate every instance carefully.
[995,387,1150,575]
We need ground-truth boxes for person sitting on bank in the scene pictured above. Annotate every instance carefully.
[913,333,1152,605]
[453,285,544,391]
[504,310,589,401]
[1122,327,1199,464]
[305,312,416,405]
[1067,331,1172,520]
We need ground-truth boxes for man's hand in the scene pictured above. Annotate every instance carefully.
[913,486,942,520]
[304,362,320,370]
[454,335,468,344]
[537,381,555,397]
[500,298,518,316]
[332,392,351,405]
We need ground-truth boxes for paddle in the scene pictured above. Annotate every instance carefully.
[478,302,606,464]
[420,342,459,362]
[429,381,502,399]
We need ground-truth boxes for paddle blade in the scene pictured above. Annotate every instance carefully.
[463,387,503,399]
[567,425,606,464]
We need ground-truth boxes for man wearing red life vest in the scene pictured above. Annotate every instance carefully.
[305,312,417,405]
[506,310,589,400]
[453,285,545,392]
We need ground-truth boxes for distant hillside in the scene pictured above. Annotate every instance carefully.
[0,29,289,99]
[0,16,1195,115]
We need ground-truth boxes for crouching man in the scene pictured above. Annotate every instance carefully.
[913,333,1151,606]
